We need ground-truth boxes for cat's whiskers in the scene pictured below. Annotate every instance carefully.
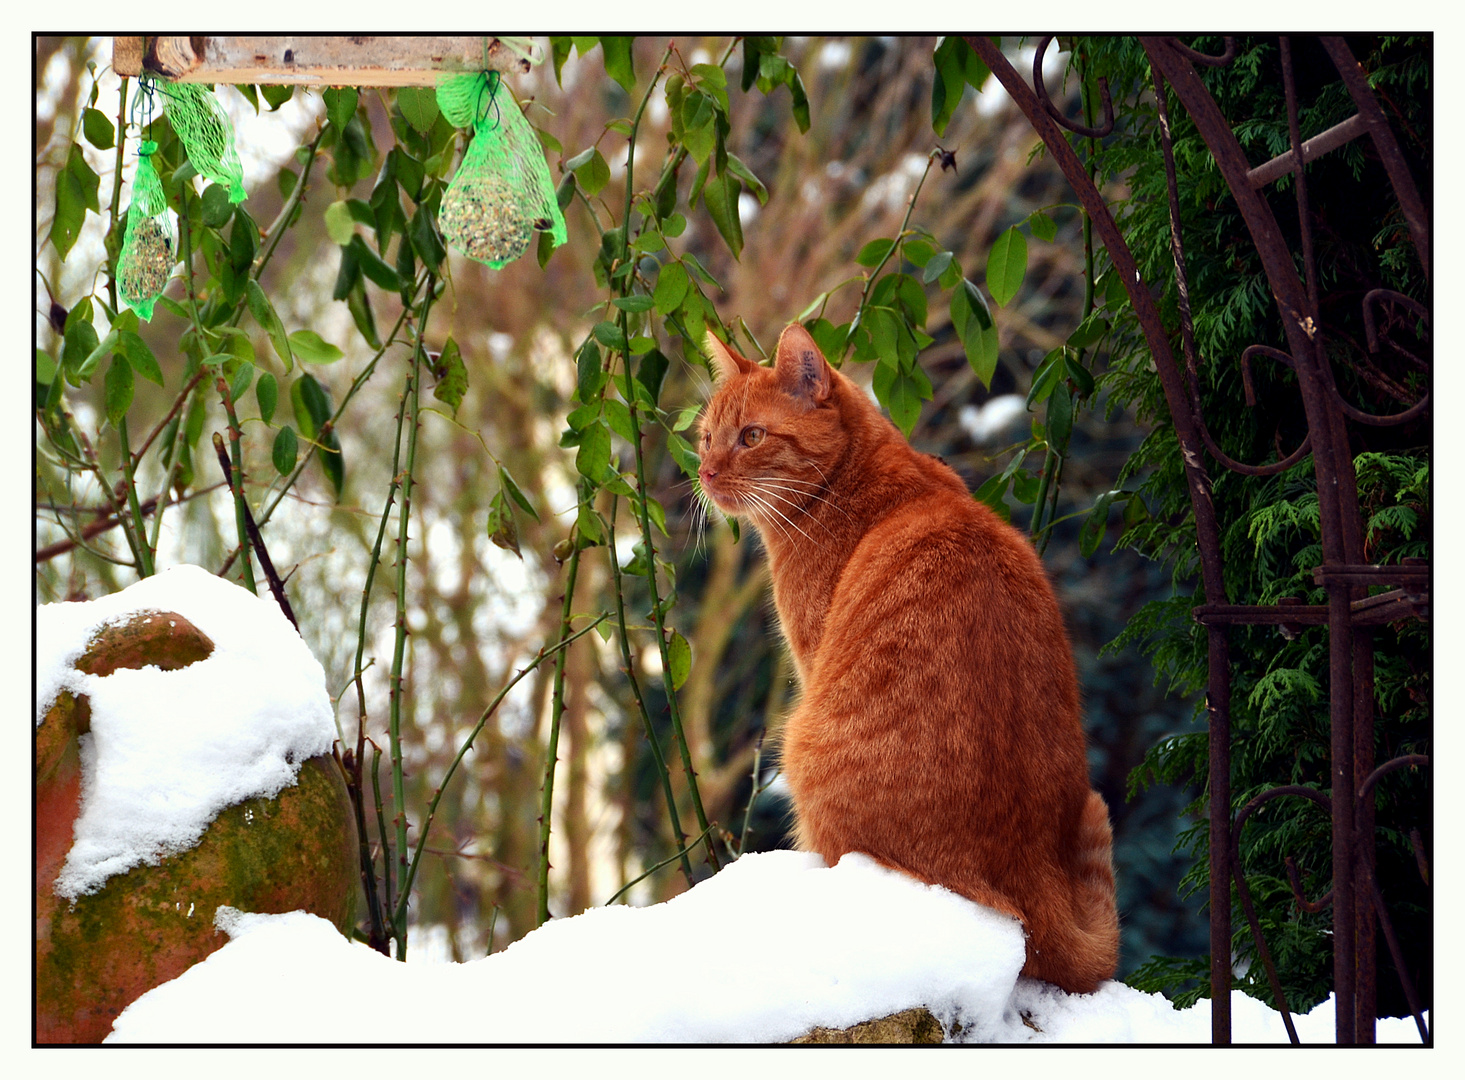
[742,488,818,546]
[751,476,852,521]
[750,482,837,537]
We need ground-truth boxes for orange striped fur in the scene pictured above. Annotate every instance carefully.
[697,323,1118,993]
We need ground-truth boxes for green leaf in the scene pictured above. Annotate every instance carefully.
[667,630,692,691]
[636,347,670,404]
[682,99,717,165]
[200,182,234,229]
[36,348,57,387]
[396,87,439,134]
[788,71,810,133]
[653,261,690,315]
[1012,468,1041,505]
[288,329,344,364]
[574,147,611,198]
[1027,209,1058,242]
[228,360,256,404]
[613,294,654,313]
[261,84,295,110]
[865,307,900,365]
[551,37,574,84]
[701,172,743,259]
[82,107,114,150]
[950,280,998,388]
[1027,348,1065,406]
[345,281,380,348]
[103,354,133,427]
[922,250,954,284]
[410,203,446,273]
[881,364,928,438]
[667,432,701,479]
[80,327,121,382]
[347,234,403,291]
[575,501,604,546]
[50,145,96,260]
[116,331,164,386]
[600,36,636,92]
[1080,489,1121,557]
[487,493,522,557]
[1063,350,1096,397]
[324,200,356,245]
[499,464,540,521]
[645,494,668,536]
[931,36,967,137]
[216,326,255,365]
[431,336,467,412]
[1066,314,1109,351]
[856,238,895,268]
[975,472,1011,511]
[246,280,295,372]
[323,87,358,131]
[575,417,612,482]
[271,424,298,476]
[603,398,638,443]
[592,320,628,354]
[1046,382,1073,451]
[985,226,1028,307]
[256,370,279,424]
[725,153,768,205]
[576,341,605,401]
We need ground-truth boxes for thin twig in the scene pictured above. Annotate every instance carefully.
[603,824,716,907]
[211,433,298,630]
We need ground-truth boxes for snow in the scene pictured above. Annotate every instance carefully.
[106,849,1427,1046]
[36,564,337,900]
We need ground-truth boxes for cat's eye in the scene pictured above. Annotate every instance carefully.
[740,426,766,448]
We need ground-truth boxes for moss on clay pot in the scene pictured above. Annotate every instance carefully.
[35,610,359,1044]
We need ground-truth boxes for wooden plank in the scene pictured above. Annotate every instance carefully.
[112,36,533,87]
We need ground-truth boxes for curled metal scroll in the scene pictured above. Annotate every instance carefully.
[1166,35,1238,67]
[1032,36,1115,138]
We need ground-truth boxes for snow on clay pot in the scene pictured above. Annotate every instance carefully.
[35,599,359,1043]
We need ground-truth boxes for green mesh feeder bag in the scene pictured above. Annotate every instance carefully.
[159,81,246,203]
[117,142,176,321]
[436,73,566,268]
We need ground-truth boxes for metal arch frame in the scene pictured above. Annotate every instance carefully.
[964,34,1430,1045]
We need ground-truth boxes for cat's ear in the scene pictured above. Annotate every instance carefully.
[774,323,833,405]
[705,331,757,382]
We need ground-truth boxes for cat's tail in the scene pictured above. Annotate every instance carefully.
[1024,789,1120,994]
[1068,790,1121,990]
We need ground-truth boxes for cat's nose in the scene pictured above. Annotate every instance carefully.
[699,464,718,483]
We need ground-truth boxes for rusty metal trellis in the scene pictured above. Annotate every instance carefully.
[965,35,1430,1045]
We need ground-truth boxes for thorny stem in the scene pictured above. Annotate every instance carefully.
[349,326,419,952]
[614,54,720,872]
[850,151,939,346]
[537,493,588,926]
[115,415,155,577]
[387,275,436,960]
[738,732,770,858]
[1032,54,1100,556]
[416,614,607,934]
[214,369,257,594]
[607,496,694,886]
[370,739,394,943]
[220,294,419,578]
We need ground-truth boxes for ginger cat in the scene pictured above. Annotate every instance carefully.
[697,323,1119,994]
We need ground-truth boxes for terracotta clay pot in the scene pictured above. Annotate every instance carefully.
[35,610,360,1043]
